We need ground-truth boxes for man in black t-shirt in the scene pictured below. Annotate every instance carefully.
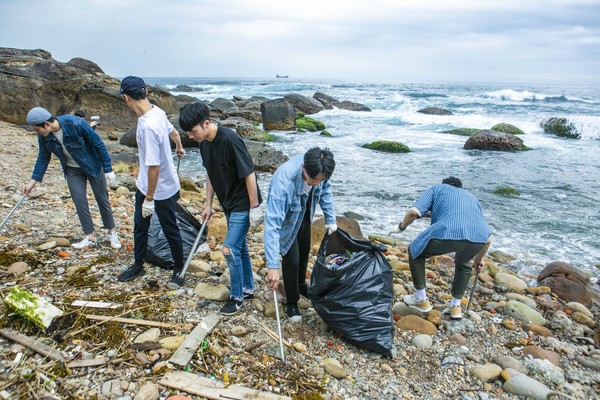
[179,103,262,315]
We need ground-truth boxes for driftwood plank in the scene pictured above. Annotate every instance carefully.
[71,300,121,309]
[0,328,65,362]
[66,357,108,368]
[159,371,291,400]
[169,313,220,367]
[85,315,181,329]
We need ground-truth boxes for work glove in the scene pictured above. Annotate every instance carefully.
[105,171,117,187]
[325,223,338,235]
[249,207,264,227]
[142,199,155,218]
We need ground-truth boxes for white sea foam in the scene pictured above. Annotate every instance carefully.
[485,89,557,102]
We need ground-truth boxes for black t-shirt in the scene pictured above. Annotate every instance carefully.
[199,126,261,213]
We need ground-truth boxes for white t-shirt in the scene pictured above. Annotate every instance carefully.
[135,106,180,200]
[53,129,79,168]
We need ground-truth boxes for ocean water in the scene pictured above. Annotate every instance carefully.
[146,77,600,280]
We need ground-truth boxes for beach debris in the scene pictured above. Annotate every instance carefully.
[159,371,291,400]
[4,286,64,330]
[0,328,65,362]
[169,312,221,367]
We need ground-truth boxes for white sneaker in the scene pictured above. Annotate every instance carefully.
[107,232,122,249]
[72,237,95,249]
[403,294,433,313]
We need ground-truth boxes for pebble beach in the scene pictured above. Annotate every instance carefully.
[0,120,599,400]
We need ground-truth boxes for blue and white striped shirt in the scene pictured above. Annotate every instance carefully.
[408,184,491,259]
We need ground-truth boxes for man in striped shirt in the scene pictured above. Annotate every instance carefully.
[398,177,492,319]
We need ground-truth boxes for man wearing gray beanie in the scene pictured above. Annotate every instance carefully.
[22,107,121,250]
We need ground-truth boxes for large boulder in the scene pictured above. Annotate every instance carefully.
[311,216,365,251]
[464,130,525,151]
[537,261,598,306]
[540,117,580,139]
[261,99,295,131]
[313,92,371,112]
[417,107,453,115]
[0,47,178,132]
[283,94,325,115]
[244,141,288,173]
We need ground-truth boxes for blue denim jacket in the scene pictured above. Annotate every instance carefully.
[31,115,113,182]
[264,154,336,269]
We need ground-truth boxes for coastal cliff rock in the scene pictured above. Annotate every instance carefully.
[537,261,598,306]
[464,129,525,151]
[0,47,178,131]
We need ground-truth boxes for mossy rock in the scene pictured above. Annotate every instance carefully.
[296,116,326,132]
[441,128,480,136]
[540,117,580,139]
[362,141,410,153]
[320,130,332,137]
[494,186,520,196]
[491,123,524,135]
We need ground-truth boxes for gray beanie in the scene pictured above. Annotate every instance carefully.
[26,107,52,125]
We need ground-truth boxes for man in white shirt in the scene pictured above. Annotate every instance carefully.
[117,76,186,287]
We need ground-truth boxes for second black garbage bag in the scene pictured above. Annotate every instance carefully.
[310,228,394,357]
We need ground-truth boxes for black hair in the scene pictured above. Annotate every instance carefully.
[125,88,147,101]
[442,176,463,188]
[33,117,56,127]
[179,102,211,132]
[74,110,86,118]
[304,147,335,180]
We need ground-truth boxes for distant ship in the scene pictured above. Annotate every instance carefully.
[276,74,289,78]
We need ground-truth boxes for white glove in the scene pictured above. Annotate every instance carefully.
[325,223,338,235]
[142,199,155,218]
[105,171,117,187]
[249,207,264,227]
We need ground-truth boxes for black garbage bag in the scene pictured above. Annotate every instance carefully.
[146,202,205,269]
[310,228,394,357]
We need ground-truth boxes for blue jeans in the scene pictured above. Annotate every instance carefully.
[133,190,184,269]
[224,211,254,301]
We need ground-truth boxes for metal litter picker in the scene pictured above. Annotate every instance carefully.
[273,289,286,363]
[167,221,207,289]
[0,194,27,230]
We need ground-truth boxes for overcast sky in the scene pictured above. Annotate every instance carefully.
[1,0,599,83]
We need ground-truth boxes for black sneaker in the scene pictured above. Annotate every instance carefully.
[286,304,302,322]
[243,292,254,300]
[118,264,145,282]
[167,270,184,289]
[220,298,243,315]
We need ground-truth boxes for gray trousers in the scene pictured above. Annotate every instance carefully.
[409,239,485,299]
[65,166,115,235]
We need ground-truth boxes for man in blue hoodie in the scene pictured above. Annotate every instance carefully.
[23,107,121,250]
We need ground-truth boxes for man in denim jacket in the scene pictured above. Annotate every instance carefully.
[264,147,337,322]
[22,107,121,249]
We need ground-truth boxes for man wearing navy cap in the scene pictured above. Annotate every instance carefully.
[118,76,187,287]
[23,107,121,250]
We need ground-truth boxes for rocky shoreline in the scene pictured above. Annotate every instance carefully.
[0,119,599,400]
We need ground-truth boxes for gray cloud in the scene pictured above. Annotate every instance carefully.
[1,0,599,82]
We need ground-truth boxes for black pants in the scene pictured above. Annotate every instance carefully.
[282,194,312,305]
[133,190,184,269]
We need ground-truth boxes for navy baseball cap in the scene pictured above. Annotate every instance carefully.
[120,76,146,96]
